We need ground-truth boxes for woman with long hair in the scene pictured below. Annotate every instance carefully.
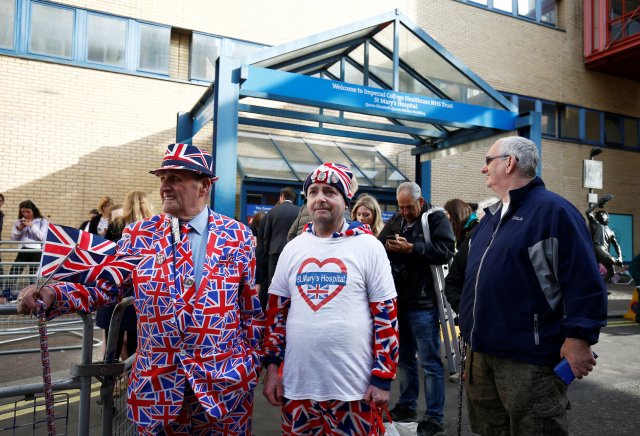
[9,200,48,291]
[443,198,473,246]
[106,191,154,241]
[351,193,384,236]
[98,191,154,361]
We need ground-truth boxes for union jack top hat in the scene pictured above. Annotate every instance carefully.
[150,143,219,181]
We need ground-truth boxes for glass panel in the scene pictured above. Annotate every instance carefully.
[541,101,557,136]
[365,43,393,88]
[29,3,73,58]
[303,139,370,187]
[277,46,348,73]
[383,23,504,109]
[86,14,126,67]
[191,33,221,81]
[610,0,623,19]
[470,0,489,5]
[585,110,601,142]
[628,12,640,38]
[609,19,623,42]
[518,97,536,114]
[229,40,263,59]
[337,143,407,188]
[253,25,379,68]
[624,118,638,147]
[139,24,169,74]
[494,0,513,13]
[540,0,557,25]
[343,61,364,86]
[237,132,297,180]
[604,114,623,144]
[0,0,15,49]
[560,107,580,139]
[271,136,321,180]
[518,0,536,19]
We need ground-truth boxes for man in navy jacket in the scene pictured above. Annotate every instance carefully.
[460,136,607,435]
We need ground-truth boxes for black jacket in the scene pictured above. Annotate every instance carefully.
[263,201,300,255]
[378,203,455,310]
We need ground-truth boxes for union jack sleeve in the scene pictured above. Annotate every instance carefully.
[238,235,264,357]
[262,294,291,366]
[369,298,399,390]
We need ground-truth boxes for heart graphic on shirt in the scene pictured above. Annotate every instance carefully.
[296,257,348,312]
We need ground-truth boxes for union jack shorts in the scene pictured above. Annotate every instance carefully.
[281,398,381,435]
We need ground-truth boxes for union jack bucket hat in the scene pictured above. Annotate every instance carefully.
[150,143,218,181]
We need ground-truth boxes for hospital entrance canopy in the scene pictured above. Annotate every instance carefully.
[177,10,535,218]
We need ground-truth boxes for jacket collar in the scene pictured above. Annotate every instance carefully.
[486,176,544,217]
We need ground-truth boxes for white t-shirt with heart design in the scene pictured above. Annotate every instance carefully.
[268,231,396,401]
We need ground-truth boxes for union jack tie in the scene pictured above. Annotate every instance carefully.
[176,222,195,296]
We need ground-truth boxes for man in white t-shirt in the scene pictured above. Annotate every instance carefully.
[262,162,399,435]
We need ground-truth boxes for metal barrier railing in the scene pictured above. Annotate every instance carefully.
[0,240,44,302]
[0,297,137,436]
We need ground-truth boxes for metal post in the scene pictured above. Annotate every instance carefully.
[77,312,94,436]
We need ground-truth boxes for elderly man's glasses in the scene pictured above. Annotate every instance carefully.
[485,154,518,166]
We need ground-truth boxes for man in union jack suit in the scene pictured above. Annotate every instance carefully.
[17,143,264,435]
[262,162,399,435]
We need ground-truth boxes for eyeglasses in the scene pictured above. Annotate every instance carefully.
[485,154,518,166]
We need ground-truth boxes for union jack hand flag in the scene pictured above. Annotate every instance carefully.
[51,247,141,286]
[39,224,140,285]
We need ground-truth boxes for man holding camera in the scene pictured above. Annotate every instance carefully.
[379,181,455,436]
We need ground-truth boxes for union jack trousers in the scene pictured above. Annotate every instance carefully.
[46,208,264,434]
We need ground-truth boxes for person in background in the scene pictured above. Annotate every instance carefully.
[378,182,455,436]
[263,162,398,435]
[9,200,49,290]
[88,196,113,237]
[104,204,123,242]
[460,136,607,435]
[262,187,300,289]
[79,208,99,232]
[249,211,268,310]
[443,199,473,247]
[99,191,154,360]
[351,193,384,236]
[17,143,263,434]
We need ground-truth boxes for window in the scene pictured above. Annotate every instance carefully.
[624,118,639,147]
[560,106,580,139]
[459,0,557,26]
[608,0,640,43]
[541,101,557,136]
[604,113,624,144]
[585,110,601,143]
[29,2,73,58]
[518,0,536,19]
[0,0,15,49]
[494,0,513,13]
[190,33,221,82]
[86,14,127,67]
[540,0,557,24]
[139,23,169,74]
[228,40,262,59]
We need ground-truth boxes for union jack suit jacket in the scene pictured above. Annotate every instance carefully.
[47,208,264,431]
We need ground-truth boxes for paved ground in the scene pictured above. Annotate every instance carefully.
[0,283,637,435]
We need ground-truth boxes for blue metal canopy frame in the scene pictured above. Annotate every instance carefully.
[176,9,540,217]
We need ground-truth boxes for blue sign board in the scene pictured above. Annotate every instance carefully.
[246,204,273,216]
[241,66,517,130]
[608,213,633,263]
